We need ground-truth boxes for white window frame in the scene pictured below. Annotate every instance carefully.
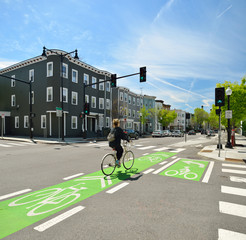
[62,63,68,78]
[46,87,53,102]
[99,98,104,109]
[128,109,131,117]
[106,117,110,127]
[106,81,110,92]
[47,62,53,77]
[137,98,140,106]
[60,87,68,103]
[71,91,78,105]
[124,93,128,102]
[91,96,96,108]
[24,116,29,128]
[106,99,110,110]
[99,79,104,91]
[92,77,97,89]
[120,92,123,101]
[71,116,77,129]
[41,115,46,129]
[11,75,15,87]
[84,74,89,85]
[15,116,19,128]
[133,110,135,118]
[129,96,131,104]
[29,69,34,82]
[133,97,136,105]
[72,69,78,83]
[11,95,16,106]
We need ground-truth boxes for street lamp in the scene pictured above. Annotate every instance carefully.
[225,87,232,148]
[42,47,79,141]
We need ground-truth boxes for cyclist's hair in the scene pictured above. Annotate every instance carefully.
[113,119,120,127]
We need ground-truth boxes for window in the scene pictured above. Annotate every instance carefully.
[133,97,135,105]
[85,95,89,103]
[62,63,68,78]
[46,87,53,102]
[99,98,104,109]
[91,96,96,108]
[84,74,89,85]
[24,116,29,128]
[106,81,110,92]
[120,92,123,101]
[137,98,140,106]
[11,95,16,106]
[124,93,128,102]
[129,96,131,104]
[99,79,104,91]
[47,62,53,77]
[140,99,143,107]
[72,69,78,83]
[60,88,68,103]
[29,91,34,104]
[92,77,97,89]
[106,99,110,109]
[71,116,77,129]
[106,117,110,127]
[29,69,34,82]
[133,110,135,118]
[71,91,78,105]
[41,115,46,129]
[11,75,15,87]
[128,109,131,117]
[15,116,19,128]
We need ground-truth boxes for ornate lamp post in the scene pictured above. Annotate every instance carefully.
[225,87,233,148]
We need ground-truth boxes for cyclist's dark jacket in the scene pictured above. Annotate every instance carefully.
[109,127,128,148]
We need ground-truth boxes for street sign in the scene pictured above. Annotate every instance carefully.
[225,110,232,119]
[56,107,62,117]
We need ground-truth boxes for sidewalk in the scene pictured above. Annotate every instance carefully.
[198,134,246,162]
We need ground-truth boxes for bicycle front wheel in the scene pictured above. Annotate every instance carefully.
[101,154,116,176]
[123,150,134,170]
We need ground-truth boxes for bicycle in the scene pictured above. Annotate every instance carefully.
[101,140,134,176]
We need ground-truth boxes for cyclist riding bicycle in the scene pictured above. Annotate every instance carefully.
[108,119,129,167]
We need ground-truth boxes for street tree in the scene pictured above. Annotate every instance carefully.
[158,109,177,129]
[193,108,209,129]
[140,105,150,131]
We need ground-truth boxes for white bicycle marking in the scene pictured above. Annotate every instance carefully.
[165,166,198,180]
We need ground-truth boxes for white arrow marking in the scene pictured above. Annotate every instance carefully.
[183,160,205,168]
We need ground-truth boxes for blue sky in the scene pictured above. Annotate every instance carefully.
[0,0,245,113]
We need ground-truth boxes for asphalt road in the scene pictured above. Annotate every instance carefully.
[0,134,245,240]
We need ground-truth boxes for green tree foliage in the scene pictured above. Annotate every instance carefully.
[193,108,209,128]
[139,105,150,125]
[157,109,177,128]
[216,77,246,128]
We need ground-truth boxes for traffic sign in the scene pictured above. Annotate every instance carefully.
[225,110,232,119]
[56,107,62,117]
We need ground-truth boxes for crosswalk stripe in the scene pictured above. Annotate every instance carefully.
[218,229,246,240]
[221,186,246,197]
[170,148,185,153]
[219,201,246,218]
[222,163,246,169]
[137,146,155,150]
[222,169,246,175]
[230,176,246,183]
[153,147,168,151]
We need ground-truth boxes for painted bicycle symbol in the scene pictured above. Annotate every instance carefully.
[8,183,87,216]
[139,153,169,162]
[164,166,198,180]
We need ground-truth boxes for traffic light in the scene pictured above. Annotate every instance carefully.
[84,102,90,115]
[111,74,117,87]
[140,67,146,82]
[215,87,225,107]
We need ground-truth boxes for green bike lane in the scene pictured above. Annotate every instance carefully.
[0,152,176,239]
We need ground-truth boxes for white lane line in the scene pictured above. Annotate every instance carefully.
[152,158,180,175]
[0,144,12,148]
[219,201,246,218]
[106,182,129,194]
[218,228,246,240]
[6,142,26,146]
[142,153,149,156]
[202,161,214,183]
[222,169,246,175]
[222,163,246,169]
[171,156,177,159]
[170,148,185,153]
[153,147,168,151]
[143,168,155,174]
[138,146,156,150]
[34,206,85,232]
[0,189,32,201]
[159,161,167,165]
[221,186,246,197]
[134,144,143,147]
[230,176,246,183]
[63,173,84,180]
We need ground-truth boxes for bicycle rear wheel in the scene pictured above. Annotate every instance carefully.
[101,154,116,176]
[123,150,134,170]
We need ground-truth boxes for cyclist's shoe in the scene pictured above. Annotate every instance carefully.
[116,160,121,168]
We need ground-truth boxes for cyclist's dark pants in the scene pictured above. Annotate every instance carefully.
[115,145,123,160]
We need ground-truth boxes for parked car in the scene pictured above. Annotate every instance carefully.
[152,130,164,137]
[163,130,171,137]
[188,130,196,135]
[172,130,184,137]
[123,129,139,140]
